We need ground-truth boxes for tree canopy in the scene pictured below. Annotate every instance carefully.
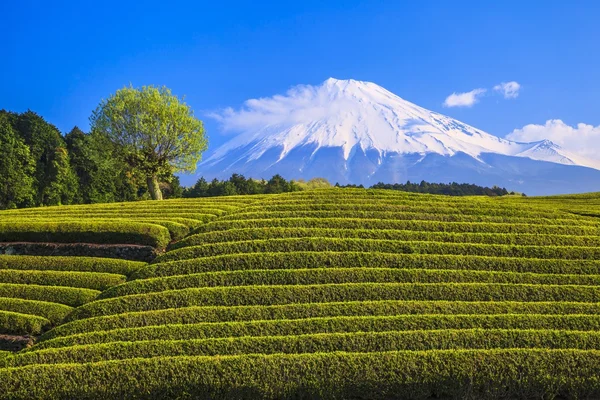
[90,85,207,200]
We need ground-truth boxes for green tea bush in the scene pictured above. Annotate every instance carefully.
[100,268,600,299]
[0,350,596,400]
[0,284,99,307]
[0,256,145,275]
[198,217,600,236]
[36,314,600,350]
[0,310,49,335]
[137,252,600,278]
[155,237,600,263]
[0,270,125,291]
[69,283,600,320]
[42,300,600,341]
[171,227,600,250]
[0,297,72,323]
[0,221,171,249]
[9,329,600,368]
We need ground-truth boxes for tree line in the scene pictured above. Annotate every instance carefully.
[337,181,516,196]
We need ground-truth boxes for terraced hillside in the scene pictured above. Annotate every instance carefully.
[0,189,599,399]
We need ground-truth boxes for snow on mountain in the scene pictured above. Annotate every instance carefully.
[194,78,600,195]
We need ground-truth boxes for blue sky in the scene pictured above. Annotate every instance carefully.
[2,0,600,156]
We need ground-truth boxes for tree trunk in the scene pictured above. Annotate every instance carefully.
[147,175,163,200]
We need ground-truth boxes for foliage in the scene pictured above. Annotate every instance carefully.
[184,174,303,197]
[340,180,514,196]
[0,350,599,399]
[0,310,49,335]
[9,111,80,206]
[0,256,145,276]
[0,297,72,324]
[0,113,35,209]
[0,283,99,307]
[90,85,207,200]
[41,300,600,341]
[0,221,171,249]
[138,251,600,279]
[65,127,139,203]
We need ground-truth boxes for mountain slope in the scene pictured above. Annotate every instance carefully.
[195,78,600,195]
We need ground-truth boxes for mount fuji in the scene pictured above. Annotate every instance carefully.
[194,78,600,195]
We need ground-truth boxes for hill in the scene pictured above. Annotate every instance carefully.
[0,189,599,398]
[195,79,600,195]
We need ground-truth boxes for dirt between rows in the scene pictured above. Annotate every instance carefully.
[0,334,34,352]
[0,242,158,262]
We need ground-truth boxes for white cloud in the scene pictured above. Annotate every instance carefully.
[443,88,487,108]
[208,82,360,133]
[506,119,600,160]
[494,81,521,99]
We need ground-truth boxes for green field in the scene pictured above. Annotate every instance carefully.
[0,188,599,399]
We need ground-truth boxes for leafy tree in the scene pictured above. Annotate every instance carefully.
[65,127,139,203]
[11,111,79,205]
[265,174,300,194]
[90,85,208,200]
[185,177,209,197]
[162,176,184,199]
[0,114,35,209]
[43,147,79,205]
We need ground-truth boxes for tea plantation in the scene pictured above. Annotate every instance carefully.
[0,189,599,399]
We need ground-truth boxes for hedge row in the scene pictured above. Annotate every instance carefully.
[154,237,600,263]
[9,329,600,368]
[0,310,49,335]
[69,283,600,320]
[0,284,99,307]
[237,202,577,218]
[100,268,600,299]
[171,227,600,250]
[42,300,600,341]
[137,252,600,279]
[5,207,228,216]
[0,256,145,275]
[2,212,217,223]
[197,217,600,236]
[0,298,72,324]
[216,210,595,226]
[0,222,171,249]
[37,314,600,350]
[2,218,191,241]
[0,270,125,291]
[1,350,598,399]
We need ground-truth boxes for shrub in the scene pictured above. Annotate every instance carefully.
[1,350,598,400]
[0,284,99,307]
[9,329,600,368]
[171,227,600,250]
[136,252,600,279]
[0,297,72,324]
[154,237,600,263]
[69,283,600,320]
[100,267,600,299]
[0,310,49,335]
[0,270,125,291]
[197,217,599,236]
[0,221,171,249]
[0,256,145,275]
[42,300,600,341]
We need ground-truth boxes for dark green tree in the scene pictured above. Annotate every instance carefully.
[0,114,35,209]
[11,111,80,205]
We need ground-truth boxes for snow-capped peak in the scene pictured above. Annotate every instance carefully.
[203,78,600,171]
